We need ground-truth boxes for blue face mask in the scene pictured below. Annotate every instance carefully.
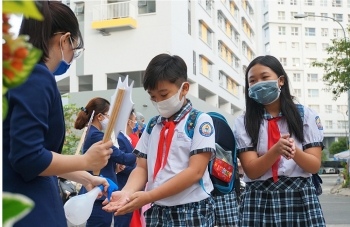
[132,122,139,133]
[53,35,72,76]
[140,124,146,133]
[53,60,71,76]
[248,79,281,105]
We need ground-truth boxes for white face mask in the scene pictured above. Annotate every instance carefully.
[99,115,109,131]
[152,83,186,118]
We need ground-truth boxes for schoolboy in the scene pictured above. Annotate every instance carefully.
[103,54,216,226]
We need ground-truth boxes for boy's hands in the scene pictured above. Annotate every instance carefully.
[102,191,152,216]
[83,141,113,171]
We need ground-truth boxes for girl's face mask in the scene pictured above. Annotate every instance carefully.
[99,115,109,131]
[248,79,281,105]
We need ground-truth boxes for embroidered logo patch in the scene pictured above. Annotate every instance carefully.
[199,122,213,137]
[177,132,185,138]
[315,116,323,130]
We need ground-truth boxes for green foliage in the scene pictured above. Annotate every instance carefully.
[329,137,348,155]
[311,25,350,99]
[3,192,34,227]
[62,102,81,155]
[321,150,328,162]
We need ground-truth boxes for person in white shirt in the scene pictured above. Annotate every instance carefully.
[233,55,325,227]
[103,54,216,226]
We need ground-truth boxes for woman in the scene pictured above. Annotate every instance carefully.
[3,2,113,227]
[233,55,325,227]
[75,97,137,227]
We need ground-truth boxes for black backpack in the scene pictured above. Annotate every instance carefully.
[58,177,78,204]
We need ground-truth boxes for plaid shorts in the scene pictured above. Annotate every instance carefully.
[240,176,325,227]
[212,191,239,227]
[144,197,215,227]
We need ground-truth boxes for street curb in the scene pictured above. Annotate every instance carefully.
[330,184,350,196]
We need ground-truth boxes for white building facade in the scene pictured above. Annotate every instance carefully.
[256,0,350,150]
[58,0,259,121]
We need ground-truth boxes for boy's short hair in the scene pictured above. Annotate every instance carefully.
[143,54,187,91]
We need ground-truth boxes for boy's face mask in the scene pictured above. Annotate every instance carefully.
[248,79,281,105]
[152,83,185,118]
[129,120,139,133]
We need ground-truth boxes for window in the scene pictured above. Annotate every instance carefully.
[291,12,297,20]
[193,51,196,75]
[320,0,327,6]
[74,3,84,15]
[199,56,212,78]
[279,57,287,66]
[305,12,315,20]
[188,0,191,35]
[278,11,285,20]
[305,0,314,5]
[293,73,301,82]
[325,120,333,129]
[321,28,328,37]
[307,73,318,82]
[337,105,347,113]
[278,0,284,4]
[332,0,342,7]
[264,27,269,37]
[305,27,315,36]
[338,121,348,129]
[333,14,343,22]
[325,105,332,113]
[278,26,286,35]
[306,58,317,65]
[291,27,298,35]
[227,78,238,96]
[333,29,344,38]
[279,42,287,50]
[292,58,300,67]
[199,21,212,46]
[309,104,320,112]
[322,43,329,51]
[291,42,299,50]
[264,12,269,22]
[321,13,328,21]
[290,0,297,5]
[348,0,350,7]
[308,89,319,97]
[294,89,301,97]
[348,14,350,22]
[265,43,270,53]
[138,0,156,14]
[305,43,317,51]
[199,0,212,14]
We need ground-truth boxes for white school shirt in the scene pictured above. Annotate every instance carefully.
[134,112,215,206]
[233,106,324,183]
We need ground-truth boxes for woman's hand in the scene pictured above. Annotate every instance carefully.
[273,134,294,160]
[83,141,113,171]
[84,175,109,199]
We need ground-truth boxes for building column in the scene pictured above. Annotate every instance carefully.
[220,102,231,113]
[93,72,107,91]
[69,62,79,92]
[188,82,198,98]
[206,94,218,107]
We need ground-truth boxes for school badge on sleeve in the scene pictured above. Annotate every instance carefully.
[315,116,323,130]
[199,122,214,137]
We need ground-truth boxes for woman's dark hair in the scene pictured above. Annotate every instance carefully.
[244,55,304,147]
[74,98,110,130]
[143,54,188,90]
[19,1,84,62]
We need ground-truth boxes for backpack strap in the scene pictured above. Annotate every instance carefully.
[295,104,304,121]
[146,115,159,134]
[185,108,203,139]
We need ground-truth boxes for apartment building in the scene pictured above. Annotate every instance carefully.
[257,0,350,149]
[57,0,258,122]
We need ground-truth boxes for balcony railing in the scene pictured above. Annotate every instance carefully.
[92,2,137,29]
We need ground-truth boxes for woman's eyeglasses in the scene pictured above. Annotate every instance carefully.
[69,36,84,60]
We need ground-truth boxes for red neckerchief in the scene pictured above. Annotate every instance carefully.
[267,117,282,183]
[153,108,192,181]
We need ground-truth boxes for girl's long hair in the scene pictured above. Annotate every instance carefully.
[244,55,304,148]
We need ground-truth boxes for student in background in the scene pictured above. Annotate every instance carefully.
[75,97,136,227]
[233,55,325,227]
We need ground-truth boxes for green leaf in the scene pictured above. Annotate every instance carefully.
[3,1,43,21]
[3,192,34,227]
[3,47,42,89]
[3,96,8,121]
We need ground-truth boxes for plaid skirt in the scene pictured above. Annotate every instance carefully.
[240,176,325,227]
[212,191,239,227]
[144,197,215,227]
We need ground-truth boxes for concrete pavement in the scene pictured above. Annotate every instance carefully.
[330,183,350,196]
